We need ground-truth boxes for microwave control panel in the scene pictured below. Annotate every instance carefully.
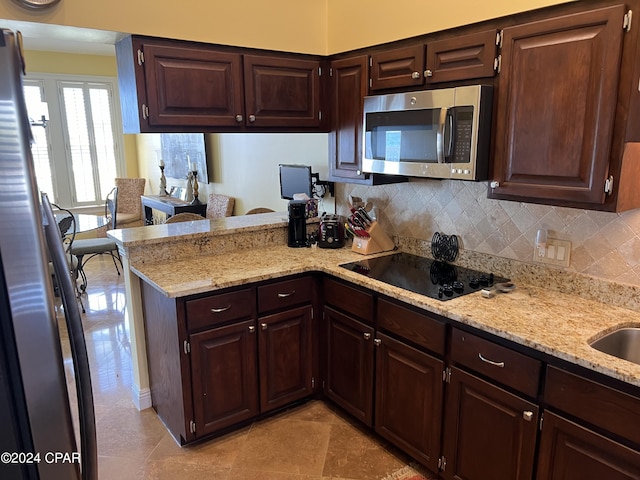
[452,106,474,164]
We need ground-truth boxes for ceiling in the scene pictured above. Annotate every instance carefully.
[1,19,121,55]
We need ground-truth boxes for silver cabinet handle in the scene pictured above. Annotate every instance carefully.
[478,353,505,368]
[277,290,295,298]
[363,333,371,340]
[235,114,243,122]
[248,326,255,333]
[373,338,382,347]
[261,323,268,331]
[249,114,256,123]
[523,411,533,422]
[411,71,420,79]
[424,69,433,77]
[210,305,232,314]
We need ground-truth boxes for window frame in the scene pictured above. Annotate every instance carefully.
[24,72,126,209]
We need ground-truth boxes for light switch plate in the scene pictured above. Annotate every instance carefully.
[533,238,571,267]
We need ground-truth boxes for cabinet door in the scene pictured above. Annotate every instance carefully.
[537,411,640,480]
[243,55,321,128]
[425,30,497,83]
[258,305,313,413]
[325,306,374,426]
[370,44,425,90]
[491,5,625,206]
[190,320,258,437]
[375,333,444,473]
[442,367,538,480]
[142,42,245,128]
[328,55,370,183]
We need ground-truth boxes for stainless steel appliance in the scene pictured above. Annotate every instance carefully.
[318,214,345,249]
[0,28,97,480]
[362,85,493,181]
[340,252,508,301]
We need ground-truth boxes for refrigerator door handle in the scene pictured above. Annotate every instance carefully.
[41,194,98,480]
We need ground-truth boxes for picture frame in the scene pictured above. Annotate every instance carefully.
[160,133,209,183]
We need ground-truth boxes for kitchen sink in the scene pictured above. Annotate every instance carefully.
[589,327,640,366]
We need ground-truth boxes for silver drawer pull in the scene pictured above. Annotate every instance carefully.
[210,305,232,314]
[523,411,533,422]
[261,323,268,331]
[277,290,295,298]
[478,353,505,368]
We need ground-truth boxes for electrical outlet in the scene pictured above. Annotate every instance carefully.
[533,238,571,267]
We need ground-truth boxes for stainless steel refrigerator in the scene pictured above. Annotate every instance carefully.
[0,28,97,480]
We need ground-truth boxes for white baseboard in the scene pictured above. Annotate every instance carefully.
[131,384,152,411]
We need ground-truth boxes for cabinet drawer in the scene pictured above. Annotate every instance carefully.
[451,329,541,397]
[323,277,374,324]
[377,298,445,356]
[545,366,640,446]
[185,288,254,331]
[258,276,313,314]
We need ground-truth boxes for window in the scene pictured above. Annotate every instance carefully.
[23,74,125,208]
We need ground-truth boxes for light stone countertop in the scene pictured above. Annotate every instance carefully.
[130,244,640,390]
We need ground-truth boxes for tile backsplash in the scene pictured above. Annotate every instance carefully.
[336,179,640,286]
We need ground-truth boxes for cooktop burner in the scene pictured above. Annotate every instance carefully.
[340,252,509,301]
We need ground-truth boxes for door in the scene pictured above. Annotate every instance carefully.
[143,42,245,127]
[258,305,313,413]
[370,44,425,90]
[325,306,374,425]
[328,55,369,182]
[491,5,625,205]
[190,320,259,436]
[425,29,497,83]
[441,367,538,480]
[375,332,444,473]
[537,411,640,480]
[243,55,321,128]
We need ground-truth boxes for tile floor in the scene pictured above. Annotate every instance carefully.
[58,256,431,480]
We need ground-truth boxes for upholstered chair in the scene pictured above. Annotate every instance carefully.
[164,212,207,223]
[114,177,146,228]
[206,193,234,219]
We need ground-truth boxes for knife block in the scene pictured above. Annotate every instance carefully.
[351,221,395,255]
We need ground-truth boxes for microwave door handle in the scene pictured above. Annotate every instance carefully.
[436,107,448,163]
[446,110,454,159]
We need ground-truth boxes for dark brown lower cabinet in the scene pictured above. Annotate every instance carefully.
[190,319,259,437]
[258,305,313,413]
[325,306,374,426]
[537,411,640,480]
[374,332,444,473]
[441,367,539,480]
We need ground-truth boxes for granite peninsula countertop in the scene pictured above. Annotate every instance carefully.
[130,243,640,390]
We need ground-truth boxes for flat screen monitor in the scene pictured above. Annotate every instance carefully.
[279,164,313,200]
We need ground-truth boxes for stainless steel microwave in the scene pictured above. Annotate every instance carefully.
[362,85,493,181]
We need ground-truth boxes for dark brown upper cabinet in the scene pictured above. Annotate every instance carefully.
[489,4,640,211]
[370,44,425,90]
[425,29,498,83]
[115,35,326,133]
[243,55,322,128]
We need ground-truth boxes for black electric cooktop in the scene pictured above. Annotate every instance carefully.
[340,252,509,301]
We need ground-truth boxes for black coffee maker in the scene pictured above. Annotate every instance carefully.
[288,200,307,248]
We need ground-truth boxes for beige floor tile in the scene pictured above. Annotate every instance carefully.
[98,455,146,480]
[96,404,167,459]
[322,422,409,480]
[233,417,331,475]
[143,460,230,480]
[147,427,250,467]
